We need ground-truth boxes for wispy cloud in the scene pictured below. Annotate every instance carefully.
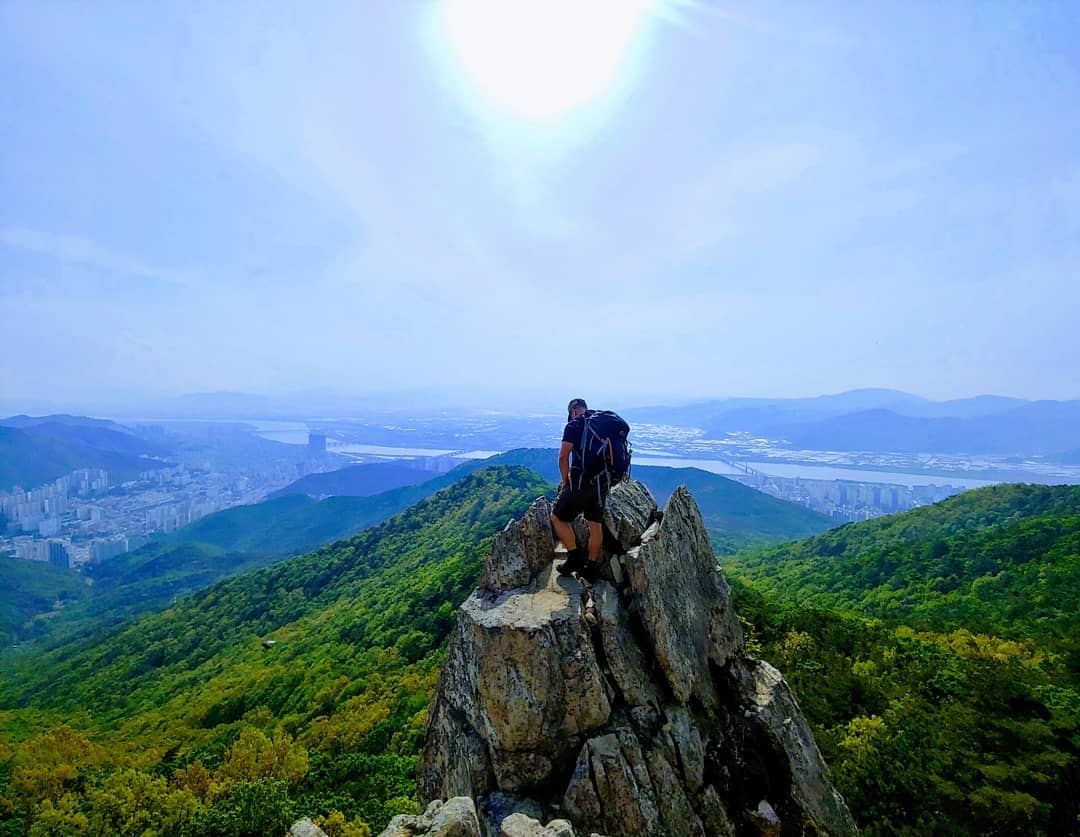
[666,141,821,252]
[0,227,197,287]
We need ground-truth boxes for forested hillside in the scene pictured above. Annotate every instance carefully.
[6,445,833,663]
[730,582,1079,835]
[0,559,92,646]
[2,467,504,648]
[5,473,1076,835]
[2,453,564,649]
[269,463,432,499]
[725,483,1080,670]
[0,466,552,835]
[724,483,1080,833]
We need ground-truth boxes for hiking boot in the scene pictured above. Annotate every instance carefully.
[580,559,603,584]
[557,548,586,577]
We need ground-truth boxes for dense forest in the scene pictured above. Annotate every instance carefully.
[731,583,1078,835]
[2,476,1077,834]
[0,559,93,646]
[0,466,552,836]
[724,483,1080,834]
[725,484,1080,678]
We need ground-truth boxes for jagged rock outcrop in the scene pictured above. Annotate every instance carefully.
[381,797,483,836]
[411,479,857,837]
[289,819,329,837]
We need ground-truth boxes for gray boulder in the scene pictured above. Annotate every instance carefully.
[602,478,658,547]
[289,819,329,837]
[379,797,482,837]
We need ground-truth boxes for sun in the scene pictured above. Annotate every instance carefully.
[439,0,656,122]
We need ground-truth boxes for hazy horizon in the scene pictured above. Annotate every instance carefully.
[3,2,1078,405]
[2,384,1076,421]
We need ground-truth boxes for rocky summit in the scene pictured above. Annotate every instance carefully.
[404,479,856,837]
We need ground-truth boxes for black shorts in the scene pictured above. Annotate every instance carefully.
[553,476,610,524]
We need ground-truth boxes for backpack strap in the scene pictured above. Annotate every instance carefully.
[575,414,592,491]
[575,414,626,496]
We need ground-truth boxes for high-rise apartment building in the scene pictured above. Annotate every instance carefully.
[47,540,69,570]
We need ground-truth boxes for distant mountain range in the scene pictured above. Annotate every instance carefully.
[626,388,1028,424]
[269,462,434,499]
[626,389,1080,456]
[0,413,129,431]
[1,415,170,457]
[9,387,1077,467]
[778,402,1080,455]
[0,415,171,490]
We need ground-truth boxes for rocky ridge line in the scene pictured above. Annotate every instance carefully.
[389,479,856,836]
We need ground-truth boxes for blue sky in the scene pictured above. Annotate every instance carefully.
[2,1,1078,410]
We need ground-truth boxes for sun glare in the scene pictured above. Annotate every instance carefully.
[440,0,655,122]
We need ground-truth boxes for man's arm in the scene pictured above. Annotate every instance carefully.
[558,441,573,488]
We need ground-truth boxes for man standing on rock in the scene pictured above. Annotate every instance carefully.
[550,397,623,582]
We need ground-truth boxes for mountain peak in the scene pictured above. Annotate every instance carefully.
[409,479,856,836]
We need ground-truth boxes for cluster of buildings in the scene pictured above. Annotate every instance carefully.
[1,468,109,537]
[0,457,324,569]
[732,472,964,522]
[11,537,72,569]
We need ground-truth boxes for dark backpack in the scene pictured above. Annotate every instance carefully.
[576,410,632,486]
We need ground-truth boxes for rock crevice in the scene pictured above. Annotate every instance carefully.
[413,479,856,837]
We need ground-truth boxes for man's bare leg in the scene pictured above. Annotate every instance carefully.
[586,520,602,564]
[550,514,577,551]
